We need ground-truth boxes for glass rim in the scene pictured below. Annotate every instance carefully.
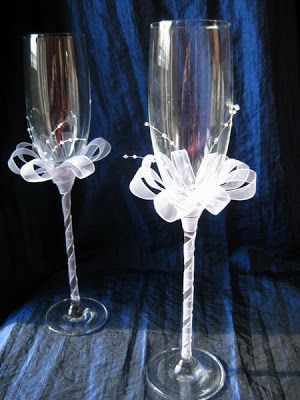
[23,32,85,39]
[150,19,231,29]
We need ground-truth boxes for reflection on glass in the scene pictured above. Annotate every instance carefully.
[24,33,90,165]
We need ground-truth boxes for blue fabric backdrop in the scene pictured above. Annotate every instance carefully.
[3,1,299,302]
[65,0,295,270]
[1,1,300,399]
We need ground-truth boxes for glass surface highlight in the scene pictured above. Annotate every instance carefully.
[24,33,91,165]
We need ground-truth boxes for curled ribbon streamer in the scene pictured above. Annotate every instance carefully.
[129,150,256,222]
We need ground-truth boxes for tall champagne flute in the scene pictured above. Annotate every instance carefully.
[147,20,232,398]
[23,33,108,335]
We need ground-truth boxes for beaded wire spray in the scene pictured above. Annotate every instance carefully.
[123,104,240,161]
[27,113,87,162]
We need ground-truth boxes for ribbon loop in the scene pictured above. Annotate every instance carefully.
[82,137,111,162]
[129,150,256,222]
[8,137,111,189]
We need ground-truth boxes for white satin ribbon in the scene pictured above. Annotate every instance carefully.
[130,150,256,222]
[8,137,111,194]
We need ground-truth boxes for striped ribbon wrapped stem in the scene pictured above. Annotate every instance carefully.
[181,209,202,360]
[55,176,83,318]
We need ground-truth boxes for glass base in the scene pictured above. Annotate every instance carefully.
[147,347,225,399]
[45,297,108,336]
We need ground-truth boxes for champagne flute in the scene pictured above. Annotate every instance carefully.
[23,33,109,335]
[146,20,232,399]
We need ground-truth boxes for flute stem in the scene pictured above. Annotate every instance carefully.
[60,189,81,305]
[181,212,200,360]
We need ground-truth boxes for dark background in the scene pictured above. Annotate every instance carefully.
[2,0,300,324]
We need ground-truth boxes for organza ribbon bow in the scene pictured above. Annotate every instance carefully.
[130,150,256,222]
[8,137,111,193]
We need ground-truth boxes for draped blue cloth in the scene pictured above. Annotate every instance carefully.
[66,0,293,264]
[1,1,299,399]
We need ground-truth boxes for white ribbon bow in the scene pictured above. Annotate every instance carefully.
[8,137,111,193]
[130,150,256,222]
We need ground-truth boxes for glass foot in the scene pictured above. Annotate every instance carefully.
[147,347,225,399]
[45,297,108,336]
